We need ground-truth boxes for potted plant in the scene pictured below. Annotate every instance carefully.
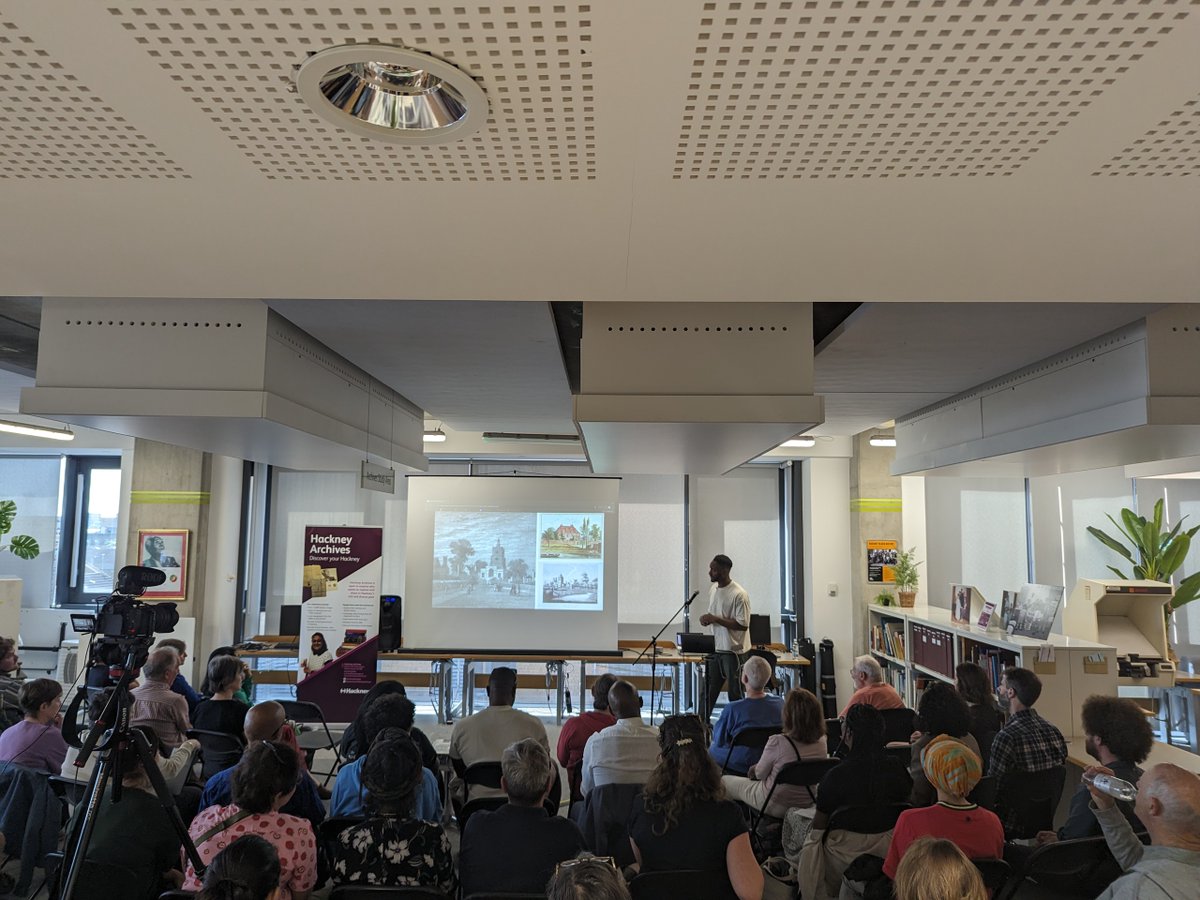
[892,547,921,608]
[0,500,40,560]
[873,590,896,607]
[1087,498,1200,632]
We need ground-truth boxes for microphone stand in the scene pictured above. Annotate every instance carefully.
[634,591,698,726]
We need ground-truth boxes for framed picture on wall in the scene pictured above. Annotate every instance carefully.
[136,528,188,600]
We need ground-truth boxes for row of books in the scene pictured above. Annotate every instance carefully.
[869,621,907,660]
[967,645,1018,692]
[884,665,908,697]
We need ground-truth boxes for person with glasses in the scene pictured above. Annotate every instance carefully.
[184,740,316,900]
[628,715,764,900]
[546,855,631,900]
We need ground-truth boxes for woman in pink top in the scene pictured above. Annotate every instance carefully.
[184,740,316,900]
[722,688,828,817]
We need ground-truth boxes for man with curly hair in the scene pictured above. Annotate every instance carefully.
[0,637,24,732]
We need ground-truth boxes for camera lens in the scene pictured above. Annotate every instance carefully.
[153,602,180,633]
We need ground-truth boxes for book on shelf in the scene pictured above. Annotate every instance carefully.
[968,645,1017,692]
[871,621,907,661]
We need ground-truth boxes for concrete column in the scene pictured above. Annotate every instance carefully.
[849,434,903,658]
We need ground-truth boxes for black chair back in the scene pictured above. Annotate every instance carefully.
[48,774,89,808]
[721,725,781,773]
[744,648,780,692]
[879,707,917,744]
[997,765,1065,839]
[825,718,844,754]
[462,761,504,797]
[629,869,737,900]
[578,782,644,867]
[457,796,508,832]
[186,728,244,781]
[971,857,1011,893]
[883,744,910,767]
[999,835,1124,900]
[463,894,544,900]
[279,699,343,784]
[330,887,448,900]
[769,757,841,806]
[823,803,909,845]
[968,775,998,810]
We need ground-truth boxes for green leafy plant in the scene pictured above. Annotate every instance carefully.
[874,590,896,607]
[892,547,921,593]
[0,500,40,560]
[1087,498,1200,614]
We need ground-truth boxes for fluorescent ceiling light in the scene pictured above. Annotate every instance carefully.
[294,44,488,145]
[423,429,447,443]
[0,419,75,441]
[869,434,897,447]
[782,437,816,448]
[482,432,581,443]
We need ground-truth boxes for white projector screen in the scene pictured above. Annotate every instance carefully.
[404,475,620,652]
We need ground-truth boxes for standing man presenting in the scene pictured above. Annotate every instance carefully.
[699,554,750,720]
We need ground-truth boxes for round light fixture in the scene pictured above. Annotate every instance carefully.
[294,44,487,145]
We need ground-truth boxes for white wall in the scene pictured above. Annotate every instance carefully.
[803,457,854,711]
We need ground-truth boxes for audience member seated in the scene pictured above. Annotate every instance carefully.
[0,636,26,732]
[956,661,1005,770]
[580,679,659,796]
[908,683,982,807]
[81,724,184,897]
[892,836,987,900]
[196,834,280,900]
[338,681,439,775]
[184,740,317,900]
[0,677,67,774]
[799,704,912,900]
[986,666,1066,834]
[460,737,586,895]
[628,714,764,900]
[130,646,191,751]
[192,655,252,742]
[201,646,255,705]
[722,686,827,818]
[330,695,441,820]
[1037,695,1153,845]
[449,666,550,802]
[200,701,326,835]
[558,672,618,803]
[840,655,905,718]
[156,638,202,715]
[883,737,1003,880]
[331,732,457,895]
[1089,762,1200,900]
[708,656,784,775]
[546,854,632,900]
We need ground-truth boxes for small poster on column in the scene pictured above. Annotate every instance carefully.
[297,526,382,720]
[867,540,898,583]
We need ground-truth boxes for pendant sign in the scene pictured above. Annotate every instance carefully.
[360,460,396,494]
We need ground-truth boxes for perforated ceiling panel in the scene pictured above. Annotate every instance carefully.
[675,0,1198,179]
[1095,96,1200,176]
[0,14,187,179]
[109,4,595,181]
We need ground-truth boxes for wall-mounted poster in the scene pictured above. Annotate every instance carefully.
[867,540,898,583]
[1009,583,1065,640]
[136,529,188,600]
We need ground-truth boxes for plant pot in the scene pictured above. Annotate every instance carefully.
[897,590,916,608]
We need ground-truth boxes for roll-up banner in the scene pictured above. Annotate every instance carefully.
[297,525,382,720]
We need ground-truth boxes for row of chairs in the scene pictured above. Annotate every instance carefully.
[187,699,343,784]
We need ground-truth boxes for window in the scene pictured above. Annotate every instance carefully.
[56,456,121,606]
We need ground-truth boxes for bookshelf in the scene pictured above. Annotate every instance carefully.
[866,605,1117,741]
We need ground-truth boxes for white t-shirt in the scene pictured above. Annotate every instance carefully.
[708,580,750,653]
[304,649,333,674]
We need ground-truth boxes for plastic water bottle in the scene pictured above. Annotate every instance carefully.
[1083,771,1138,802]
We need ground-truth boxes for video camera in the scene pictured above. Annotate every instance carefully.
[72,565,180,685]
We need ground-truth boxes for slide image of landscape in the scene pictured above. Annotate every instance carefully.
[539,561,602,609]
[432,511,537,609]
[538,513,603,559]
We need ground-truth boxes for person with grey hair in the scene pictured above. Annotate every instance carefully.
[840,653,904,717]
[1090,762,1200,899]
[545,855,632,900]
[458,737,586,896]
[130,646,191,750]
[707,655,783,775]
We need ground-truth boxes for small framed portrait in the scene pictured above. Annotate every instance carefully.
[136,529,189,600]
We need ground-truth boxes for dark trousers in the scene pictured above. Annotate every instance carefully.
[705,650,745,720]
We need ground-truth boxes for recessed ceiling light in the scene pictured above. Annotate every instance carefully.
[0,418,75,441]
[869,434,897,447]
[782,437,816,448]
[294,43,488,145]
[423,428,447,443]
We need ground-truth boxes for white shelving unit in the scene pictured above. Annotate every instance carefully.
[867,605,1117,741]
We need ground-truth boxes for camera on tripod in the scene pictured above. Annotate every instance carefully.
[71,565,180,686]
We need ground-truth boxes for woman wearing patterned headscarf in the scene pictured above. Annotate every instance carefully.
[883,735,1004,881]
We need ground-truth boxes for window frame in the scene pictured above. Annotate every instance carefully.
[54,455,122,608]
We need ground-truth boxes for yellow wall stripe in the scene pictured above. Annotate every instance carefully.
[130,490,210,505]
[851,497,902,512]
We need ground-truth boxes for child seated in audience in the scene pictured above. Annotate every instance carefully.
[0,677,67,774]
[883,736,1003,881]
[892,836,987,900]
[196,834,280,900]
[330,732,457,896]
[628,714,763,900]
[184,740,316,900]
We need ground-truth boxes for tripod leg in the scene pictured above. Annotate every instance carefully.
[59,749,114,900]
[129,730,207,878]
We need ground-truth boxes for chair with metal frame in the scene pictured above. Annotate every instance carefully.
[185,728,244,782]
[968,774,998,811]
[720,724,781,774]
[971,857,1012,895]
[279,698,343,786]
[879,707,917,744]
[747,756,841,842]
[994,834,1127,900]
[996,765,1065,840]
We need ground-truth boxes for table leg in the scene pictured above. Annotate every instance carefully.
[671,661,680,715]
[555,661,565,725]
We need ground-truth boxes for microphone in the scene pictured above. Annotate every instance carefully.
[684,590,700,607]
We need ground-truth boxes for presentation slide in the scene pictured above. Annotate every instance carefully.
[405,476,619,652]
